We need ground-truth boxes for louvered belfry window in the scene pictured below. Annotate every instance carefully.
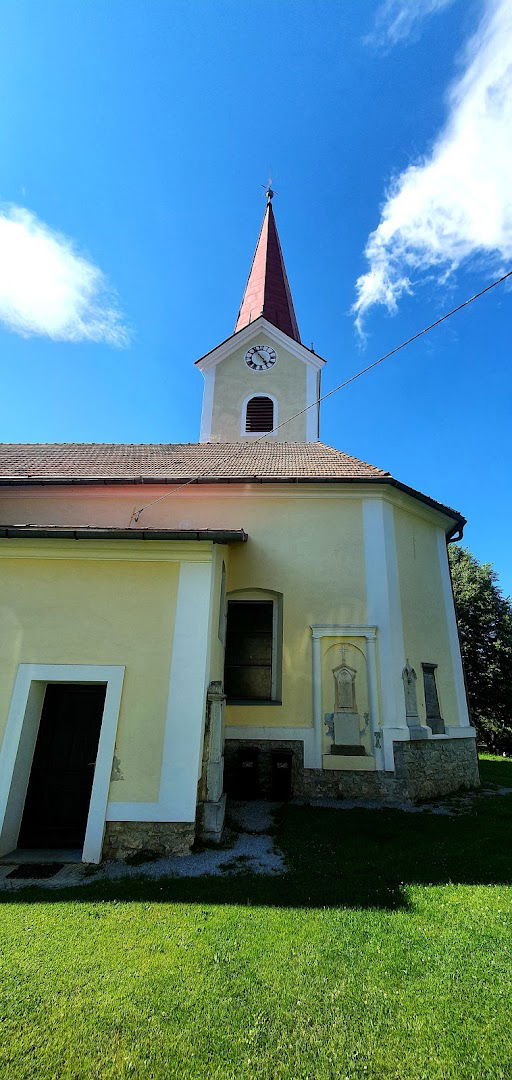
[245,396,274,433]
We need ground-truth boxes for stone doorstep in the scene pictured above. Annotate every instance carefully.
[0,862,89,888]
[0,848,82,864]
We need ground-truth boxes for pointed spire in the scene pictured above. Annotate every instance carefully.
[234,192,301,342]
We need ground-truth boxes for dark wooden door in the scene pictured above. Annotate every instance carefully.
[18,683,106,849]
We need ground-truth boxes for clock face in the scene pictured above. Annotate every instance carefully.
[244,344,277,371]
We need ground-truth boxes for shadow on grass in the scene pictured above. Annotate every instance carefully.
[2,759,511,912]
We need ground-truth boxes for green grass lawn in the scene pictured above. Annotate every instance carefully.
[0,754,511,1080]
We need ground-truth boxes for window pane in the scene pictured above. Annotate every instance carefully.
[225,665,272,701]
[225,600,273,701]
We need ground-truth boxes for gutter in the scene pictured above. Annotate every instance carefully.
[0,526,248,543]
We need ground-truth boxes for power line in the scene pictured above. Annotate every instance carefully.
[132,268,512,523]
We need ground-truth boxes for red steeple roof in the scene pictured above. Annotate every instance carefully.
[234,196,301,342]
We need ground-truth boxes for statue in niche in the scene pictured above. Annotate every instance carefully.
[333,664,357,712]
[331,659,361,749]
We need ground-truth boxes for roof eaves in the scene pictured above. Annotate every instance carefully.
[0,526,248,543]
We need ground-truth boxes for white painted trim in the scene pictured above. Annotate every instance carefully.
[366,634,385,770]
[433,728,477,739]
[196,316,326,373]
[310,625,381,770]
[0,541,214,565]
[0,664,125,863]
[159,561,213,818]
[107,560,214,824]
[240,392,278,437]
[306,366,319,441]
[311,624,377,640]
[363,499,409,770]
[311,635,322,767]
[436,530,471,727]
[199,368,215,443]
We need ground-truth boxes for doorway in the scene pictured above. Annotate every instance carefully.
[18,683,106,850]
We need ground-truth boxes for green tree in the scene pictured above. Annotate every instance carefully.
[449,545,512,752]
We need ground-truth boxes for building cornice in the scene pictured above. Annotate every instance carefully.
[195,316,326,373]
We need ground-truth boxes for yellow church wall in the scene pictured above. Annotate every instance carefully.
[0,548,180,803]
[0,487,370,733]
[209,329,308,441]
[394,507,459,728]
[0,484,462,741]
[224,495,366,729]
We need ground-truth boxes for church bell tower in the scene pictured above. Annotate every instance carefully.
[195,189,325,443]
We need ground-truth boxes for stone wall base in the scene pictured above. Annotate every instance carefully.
[393,737,480,800]
[302,769,407,801]
[225,736,480,803]
[103,821,195,860]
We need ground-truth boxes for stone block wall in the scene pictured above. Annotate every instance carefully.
[302,768,407,801]
[394,737,480,801]
[102,821,195,860]
[224,735,480,803]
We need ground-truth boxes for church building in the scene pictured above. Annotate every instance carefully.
[0,192,479,863]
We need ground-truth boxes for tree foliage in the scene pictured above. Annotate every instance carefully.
[449,545,512,751]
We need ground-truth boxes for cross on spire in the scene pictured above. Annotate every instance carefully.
[261,179,275,205]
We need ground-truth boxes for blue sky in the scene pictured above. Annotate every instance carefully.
[1,0,511,593]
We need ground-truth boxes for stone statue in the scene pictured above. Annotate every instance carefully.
[333,664,356,712]
[402,661,428,739]
[402,662,419,721]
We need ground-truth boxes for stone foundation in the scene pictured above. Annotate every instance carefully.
[102,821,195,860]
[393,737,480,800]
[302,768,407,801]
[225,735,480,803]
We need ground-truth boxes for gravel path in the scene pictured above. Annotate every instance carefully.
[0,800,285,891]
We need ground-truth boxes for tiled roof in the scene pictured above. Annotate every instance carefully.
[234,202,301,342]
[0,441,389,481]
[0,441,464,528]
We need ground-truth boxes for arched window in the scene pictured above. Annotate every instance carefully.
[244,395,275,433]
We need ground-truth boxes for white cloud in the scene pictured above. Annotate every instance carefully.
[354,0,512,332]
[369,0,456,46]
[0,206,129,346]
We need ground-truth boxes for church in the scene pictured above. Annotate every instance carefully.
[0,192,479,863]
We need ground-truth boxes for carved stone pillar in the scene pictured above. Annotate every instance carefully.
[402,662,428,740]
[197,680,227,842]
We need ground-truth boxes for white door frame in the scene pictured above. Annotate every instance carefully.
[0,664,125,863]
